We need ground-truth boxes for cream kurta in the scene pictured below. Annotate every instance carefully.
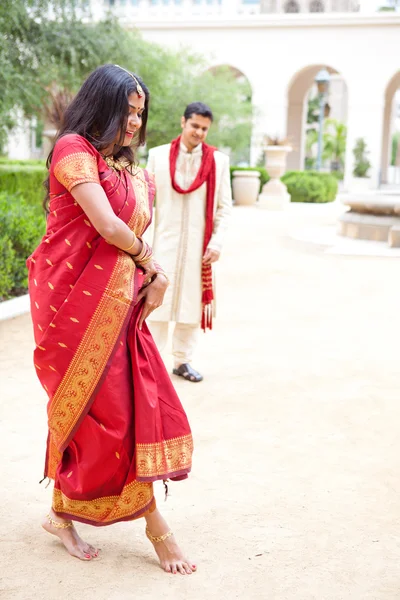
[146,142,232,325]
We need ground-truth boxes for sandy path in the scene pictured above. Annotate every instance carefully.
[1,203,400,600]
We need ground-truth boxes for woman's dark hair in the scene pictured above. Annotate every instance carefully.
[183,102,213,122]
[44,64,150,211]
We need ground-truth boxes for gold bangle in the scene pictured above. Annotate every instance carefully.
[138,254,153,265]
[122,232,136,252]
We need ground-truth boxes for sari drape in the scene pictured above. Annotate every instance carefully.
[28,134,193,526]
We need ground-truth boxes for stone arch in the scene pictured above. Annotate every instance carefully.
[208,64,252,90]
[286,64,348,172]
[284,1,300,13]
[380,71,400,184]
[207,64,253,104]
[310,0,325,11]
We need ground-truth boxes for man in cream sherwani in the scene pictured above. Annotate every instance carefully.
[146,102,232,382]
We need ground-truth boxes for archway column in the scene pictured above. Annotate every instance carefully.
[250,81,288,166]
[380,99,394,184]
[286,99,306,171]
[380,73,400,185]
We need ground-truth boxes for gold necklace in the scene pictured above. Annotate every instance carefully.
[102,155,130,172]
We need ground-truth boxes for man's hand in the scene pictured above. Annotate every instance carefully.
[137,274,169,330]
[202,248,220,265]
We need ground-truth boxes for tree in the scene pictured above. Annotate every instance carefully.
[391,131,400,166]
[0,0,88,146]
[307,95,320,126]
[322,118,347,171]
[353,138,371,178]
[0,3,253,161]
[305,128,318,170]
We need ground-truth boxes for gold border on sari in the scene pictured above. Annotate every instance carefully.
[136,434,193,479]
[46,167,158,472]
[47,435,62,480]
[48,251,135,452]
[53,480,154,524]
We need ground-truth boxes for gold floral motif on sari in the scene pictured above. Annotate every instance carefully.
[53,480,155,523]
[54,152,100,192]
[136,434,193,479]
[48,251,135,452]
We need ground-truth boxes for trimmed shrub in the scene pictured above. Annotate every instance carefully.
[0,164,47,209]
[0,235,16,300]
[281,171,338,203]
[230,166,269,193]
[230,167,338,203]
[0,193,45,299]
[0,157,45,166]
[352,138,371,178]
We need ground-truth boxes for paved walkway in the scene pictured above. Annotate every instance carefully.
[1,202,400,600]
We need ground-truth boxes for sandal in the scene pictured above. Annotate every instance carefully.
[172,363,203,383]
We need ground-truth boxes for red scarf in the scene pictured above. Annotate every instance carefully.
[169,135,216,331]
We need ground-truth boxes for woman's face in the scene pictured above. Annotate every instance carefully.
[120,91,146,146]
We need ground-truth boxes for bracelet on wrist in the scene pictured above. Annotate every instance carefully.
[121,232,137,252]
[133,238,153,265]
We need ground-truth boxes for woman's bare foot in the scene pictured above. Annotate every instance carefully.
[145,508,196,575]
[42,509,99,561]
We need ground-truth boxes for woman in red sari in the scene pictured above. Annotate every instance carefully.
[28,64,195,575]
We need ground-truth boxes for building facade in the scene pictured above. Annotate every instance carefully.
[8,1,400,190]
[98,0,361,18]
[98,4,397,190]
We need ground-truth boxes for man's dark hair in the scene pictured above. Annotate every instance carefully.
[183,102,213,122]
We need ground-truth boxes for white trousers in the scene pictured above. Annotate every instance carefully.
[148,321,200,368]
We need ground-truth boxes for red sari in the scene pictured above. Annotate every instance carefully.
[28,134,193,526]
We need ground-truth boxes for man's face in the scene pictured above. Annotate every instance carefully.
[180,113,212,151]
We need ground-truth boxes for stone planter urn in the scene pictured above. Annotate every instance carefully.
[232,170,261,206]
[258,145,292,210]
[348,176,373,194]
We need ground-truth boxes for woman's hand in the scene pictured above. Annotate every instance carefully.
[140,259,158,285]
[137,274,169,330]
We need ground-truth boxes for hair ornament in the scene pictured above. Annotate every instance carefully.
[114,64,144,98]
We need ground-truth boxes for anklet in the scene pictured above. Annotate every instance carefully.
[46,514,73,529]
[146,527,173,544]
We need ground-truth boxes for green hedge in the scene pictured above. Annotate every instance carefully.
[282,171,338,203]
[0,165,47,209]
[230,167,338,203]
[0,193,45,299]
[0,157,45,166]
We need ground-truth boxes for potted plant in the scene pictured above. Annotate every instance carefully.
[322,118,347,175]
[259,135,292,210]
[232,168,261,206]
[350,137,372,193]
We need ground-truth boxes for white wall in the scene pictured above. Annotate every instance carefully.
[131,14,400,187]
[5,111,33,160]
